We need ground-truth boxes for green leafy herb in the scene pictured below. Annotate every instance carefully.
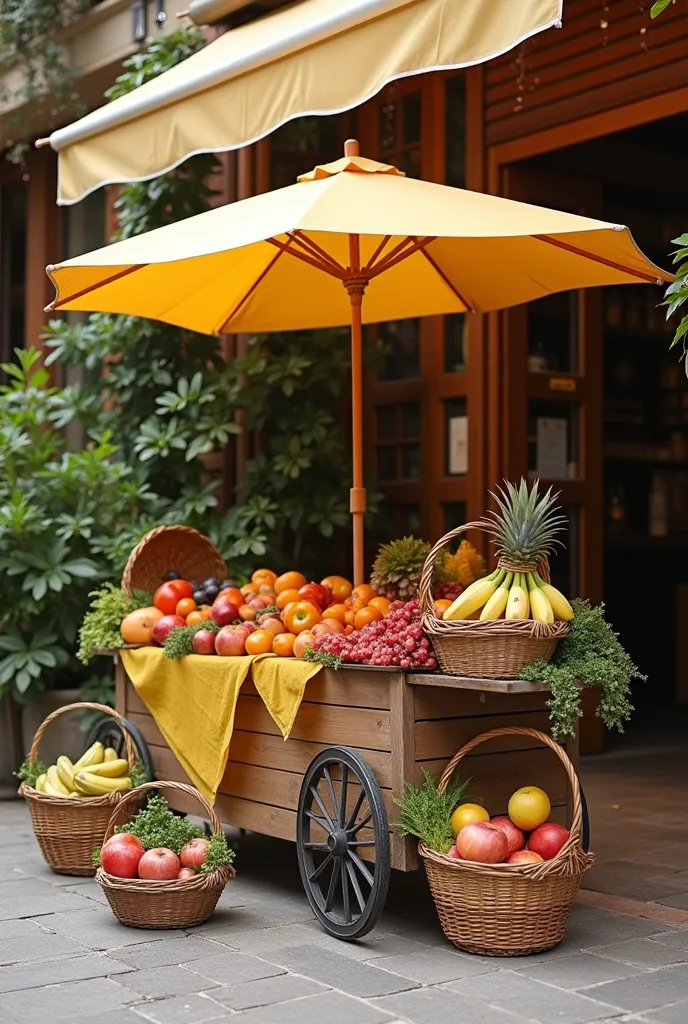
[200,831,235,874]
[16,757,47,788]
[130,758,149,789]
[115,794,205,853]
[78,584,152,664]
[303,645,341,670]
[393,769,471,854]
[521,599,644,740]
[255,605,280,620]
[163,620,221,659]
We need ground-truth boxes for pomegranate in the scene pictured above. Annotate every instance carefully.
[192,629,217,655]
[210,596,240,627]
[456,821,508,864]
[507,850,544,865]
[138,847,180,880]
[180,837,210,870]
[100,834,144,878]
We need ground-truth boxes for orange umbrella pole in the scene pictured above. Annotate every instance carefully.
[347,222,368,587]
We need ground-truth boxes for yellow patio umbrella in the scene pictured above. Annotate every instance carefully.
[46,140,671,584]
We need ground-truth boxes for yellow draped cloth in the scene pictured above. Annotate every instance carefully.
[120,648,321,803]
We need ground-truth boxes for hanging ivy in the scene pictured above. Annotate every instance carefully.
[0,0,88,158]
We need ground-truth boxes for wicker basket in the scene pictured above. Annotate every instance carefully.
[97,780,235,929]
[420,726,594,957]
[121,525,227,596]
[19,702,139,877]
[420,522,568,679]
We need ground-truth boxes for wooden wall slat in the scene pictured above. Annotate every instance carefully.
[242,670,391,710]
[415,710,552,760]
[484,0,688,143]
[414,688,547,721]
[234,696,391,751]
[228,731,393,787]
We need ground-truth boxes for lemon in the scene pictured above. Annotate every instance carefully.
[451,802,489,835]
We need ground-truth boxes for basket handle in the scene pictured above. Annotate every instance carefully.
[418,521,553,618]
[438,726,586,853]
[419,521,488,618]
[28,702,137,771]
[102,780,224,845]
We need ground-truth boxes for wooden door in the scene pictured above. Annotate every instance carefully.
[499,166,605,752]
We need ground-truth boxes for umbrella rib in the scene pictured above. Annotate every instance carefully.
[48,264,147,309]
[363,235,392,272]
[369,236,435,277]
[266,237,345,279]
[535,235,663,284]
[218,243,286,331]
[415,242,476,313]
[290,230,346,273]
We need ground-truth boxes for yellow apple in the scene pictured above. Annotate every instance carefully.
[507,786,551,831]
[450,802,489,836]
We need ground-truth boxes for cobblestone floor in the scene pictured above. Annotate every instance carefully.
[2,756,688,1024]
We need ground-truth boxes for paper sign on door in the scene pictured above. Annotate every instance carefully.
[448,416,468,475]
[536,417,568,480]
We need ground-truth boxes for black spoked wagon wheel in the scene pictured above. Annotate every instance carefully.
[297,746,390,940]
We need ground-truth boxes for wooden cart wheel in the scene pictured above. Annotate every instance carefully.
[85,713,154,784]
[297,747,390,940]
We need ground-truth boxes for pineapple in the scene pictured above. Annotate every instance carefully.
[481,479,566,568]
[444,479,572,622]
[370,537,447,602]
[444,540,486,588]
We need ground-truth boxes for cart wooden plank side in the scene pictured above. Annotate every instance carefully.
[110,659,576,939]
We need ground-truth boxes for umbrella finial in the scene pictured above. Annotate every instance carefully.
[344,139,360,157]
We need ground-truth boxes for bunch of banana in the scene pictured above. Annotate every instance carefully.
[35,742,133,798]
[442,569,574,624]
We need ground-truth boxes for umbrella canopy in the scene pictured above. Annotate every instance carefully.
[47,141,671,582]
[43,0,564,205]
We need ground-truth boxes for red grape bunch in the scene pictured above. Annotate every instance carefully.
[312,598,437,670]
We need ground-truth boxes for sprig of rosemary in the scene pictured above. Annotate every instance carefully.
[303,645,341,670]
[163,620,221,659]
[521,599,643,739]
[393,769,471,854]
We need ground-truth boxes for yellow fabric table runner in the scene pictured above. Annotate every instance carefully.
[120,648,321,804]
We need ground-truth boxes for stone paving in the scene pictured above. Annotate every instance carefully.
[2,775,688,1024]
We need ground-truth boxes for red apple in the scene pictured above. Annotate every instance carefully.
[180,837,211,870]
[490,815,526,856]
[178,867,197,880]
[138,847,180,880]
[298,582,330,609]
[215,624,249,656]
[528,822,570,861]
[210,596,240,626]
[192,629,217,655]
[152,614,186,646]
[446,845,463,860]
[100,834,144,878]
[456,821,509,864]
[507,850,544,865]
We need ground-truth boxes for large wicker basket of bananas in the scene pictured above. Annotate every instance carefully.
[420,481,572,680]
[18,702,143,876]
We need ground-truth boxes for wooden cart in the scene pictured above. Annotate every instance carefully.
[107,660,578,940]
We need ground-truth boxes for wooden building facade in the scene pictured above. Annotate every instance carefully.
[3,0,688,748]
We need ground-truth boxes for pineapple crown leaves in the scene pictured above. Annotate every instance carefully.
[480,478,567,562]
[371,536,447,585]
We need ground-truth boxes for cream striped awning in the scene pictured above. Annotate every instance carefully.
[47,0,563,205]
